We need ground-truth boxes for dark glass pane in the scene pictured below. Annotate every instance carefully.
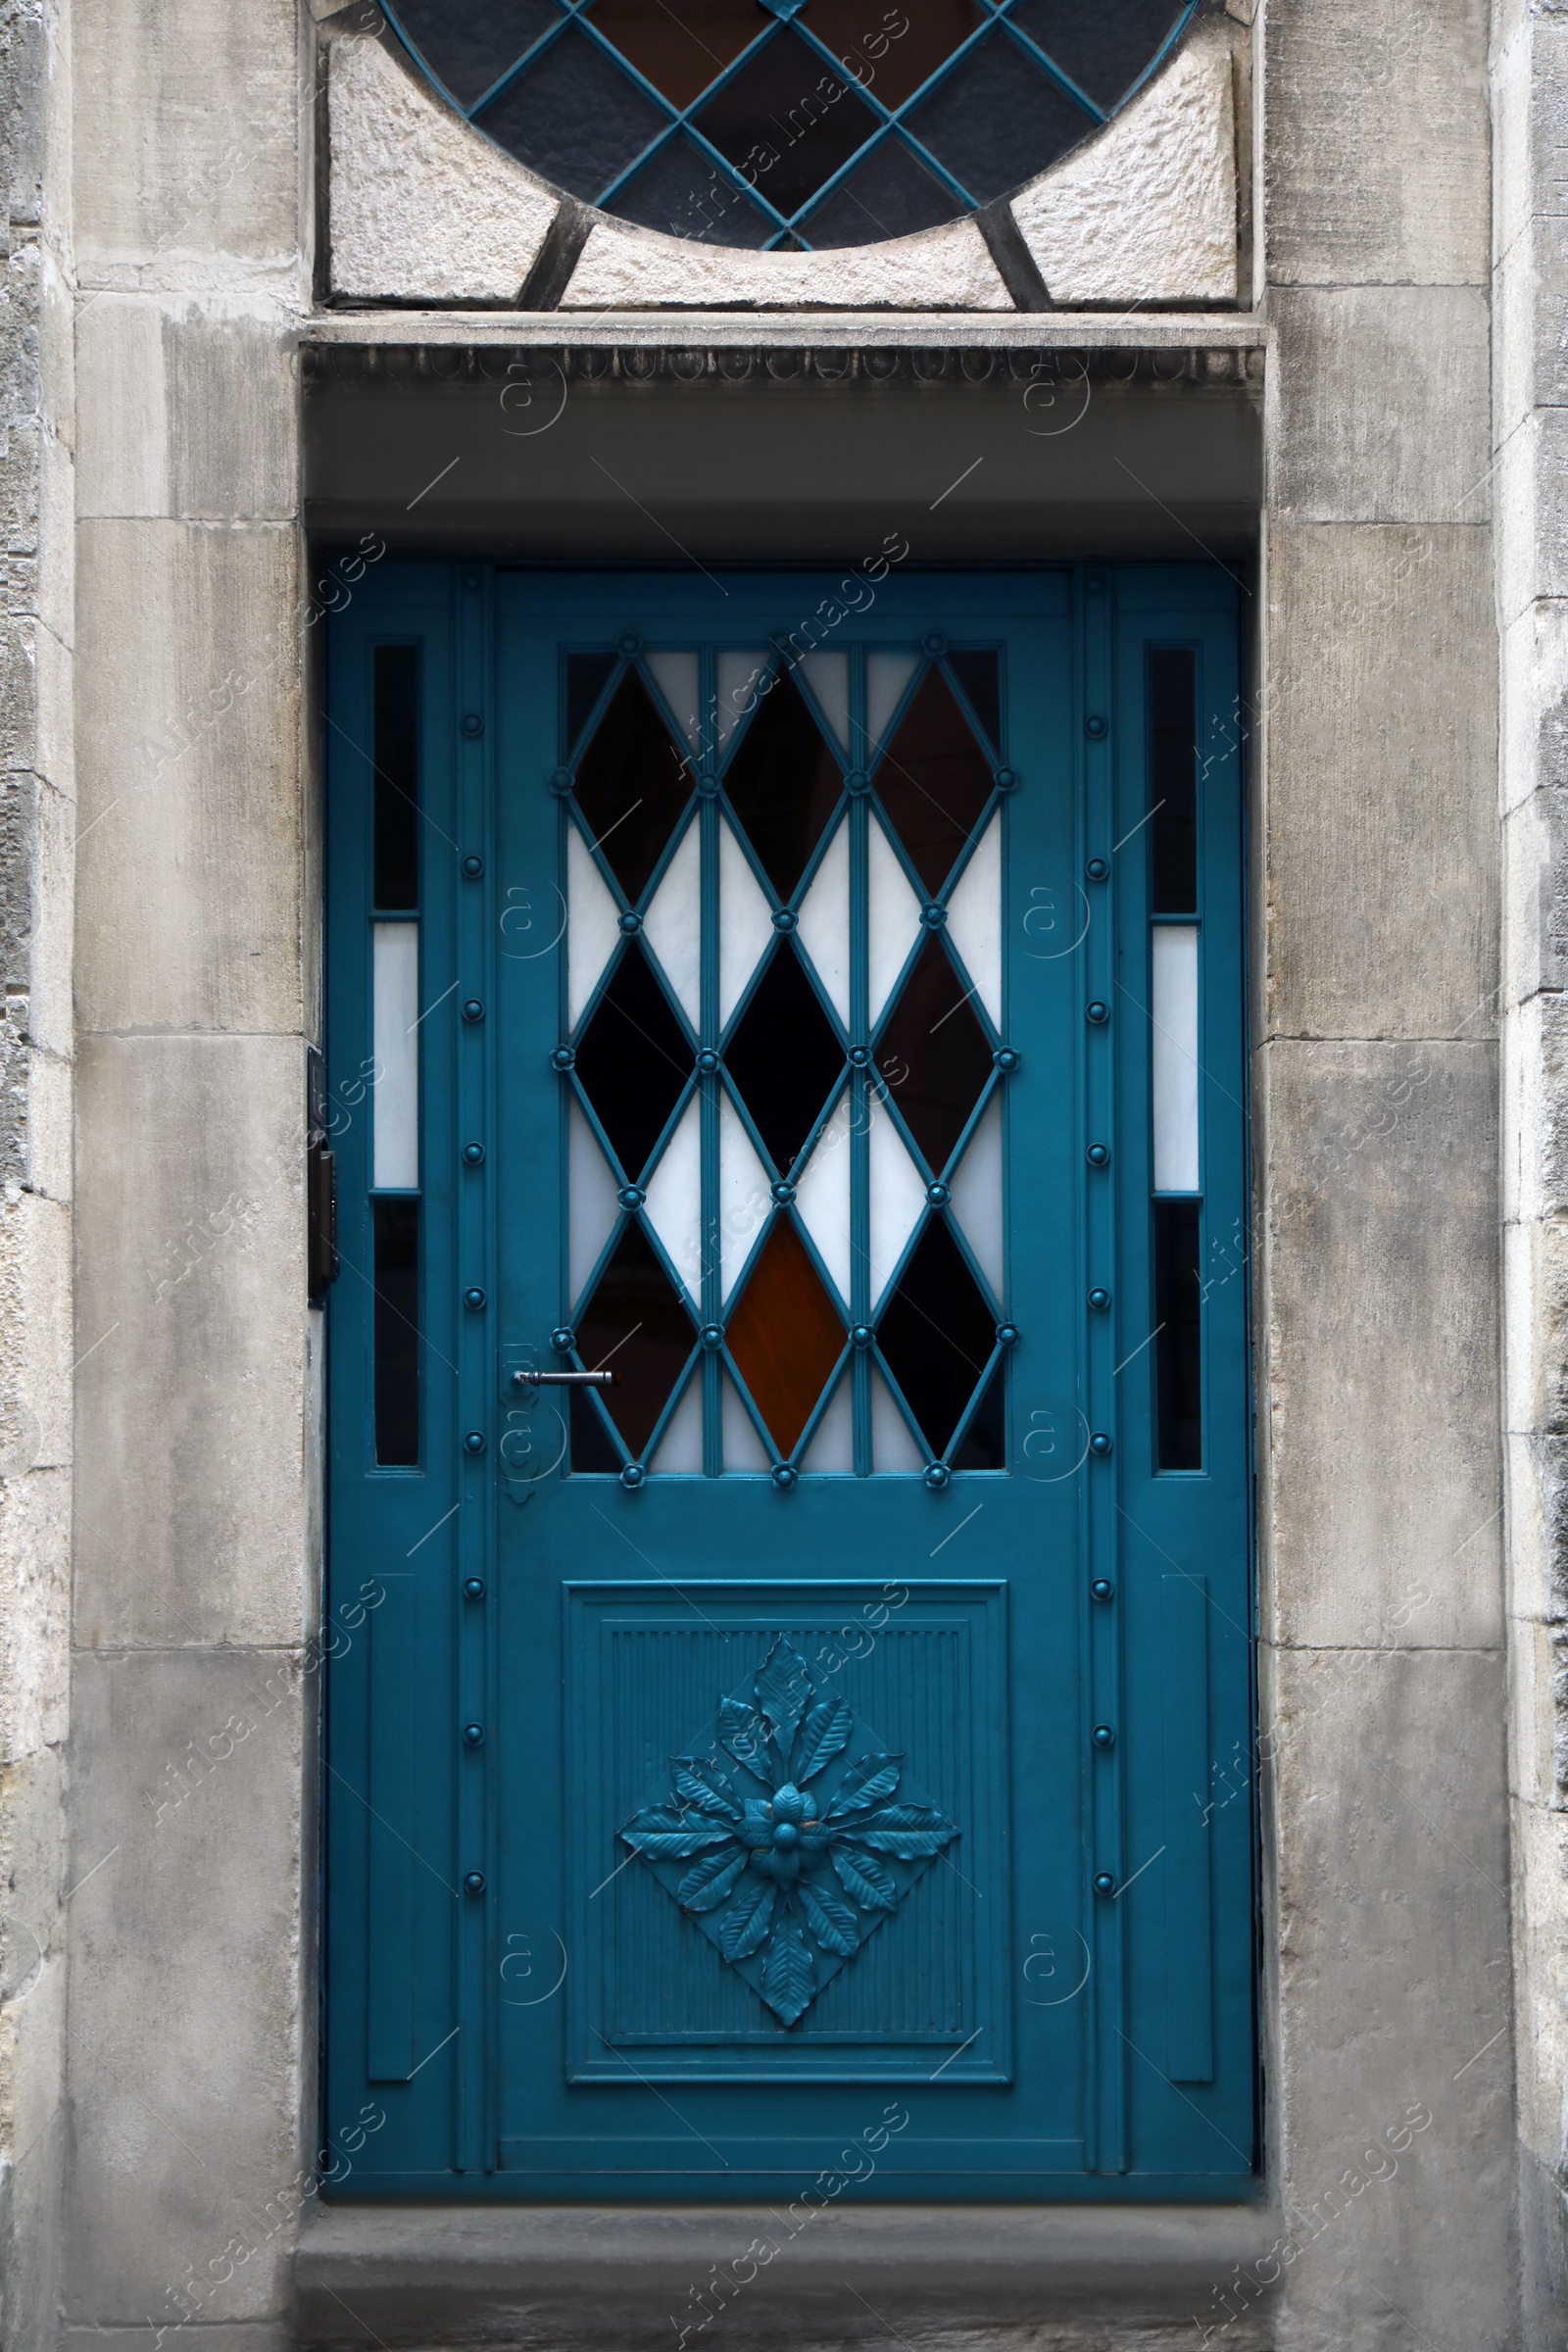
[576,1219,695,1457]
[1153,1198,1202,1470]
[478,27,667,200]
[573,669,693,903]
[725,947,844,1176]
[797,136,958,248]
[723,669,843,898]
[608,133,775,246]
[952,1357,1005,1470]
[947,651,1001,754]
[389,0,562,108]
[873,666,994,895]
[906,29,1090,203]
[372,645,419,911]
[565,651,616,753]
[570,1384,623,1472]
[802,0,984,109]
[372,1197,419,1467]
[1150,648,1198,915]
[1009,0,1187,112]
[876,1217,994,1456]
[694,28,878,219]
[875,935,993,1176]
[575,943,692,1179]
[726,1216,844,1455]
[588,0,763,110]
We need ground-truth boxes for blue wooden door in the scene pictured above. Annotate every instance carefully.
[323,564,1252,2199]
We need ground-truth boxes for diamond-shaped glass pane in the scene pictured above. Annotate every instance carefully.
[874,668,995,896]
[877,1217,995,1456]
[906,28,1091,204]
[875,934,993,1176]
[943,814,1001,1028]
[478,25,667,197]
[723,671,844,901]
[802,0,984,109]
[565,651,616,751]
[797,138,960,247]
[588,0,762,108]
[573,669,693,904]
[1010,0,1186,110]
[726,1217,845,1456]
[694,29,878,219]
[389,0,561,109]
[725,946,844,1176]
[947,651,1001,752]
[576,1218,696,1456]
[952,1358,1005,1469]
[608,134,776,246]
[575,942,691,1180]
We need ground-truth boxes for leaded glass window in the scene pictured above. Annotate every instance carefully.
[558,641,1010,1477]
[383,0,1197,249]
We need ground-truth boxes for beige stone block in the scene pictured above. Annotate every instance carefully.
[1264,1040,1500,1648]
[31,775,75,1064]
[1264,523,1496,1040]
[1508,1615,1562,1808]
[1268,1646,1514,2350]
[1504,1429,1568,1626]
[64,1646,306,2323]
[26,1046,72,1207]
[76,295,298,523]
[30,614,74,805]
[0,1190,74,1472]
[1264,0,1490,286]
[1500,598,1568,823]
[0,1469,70,1758]
[74,1033,307,1651]
[74,519,302,1036]
[1503,1212,1568,1434]
[565,218,1008,311]
[1269,287,1490,523]
[1510,1795,1568,2171]
[1496,410,1568,627]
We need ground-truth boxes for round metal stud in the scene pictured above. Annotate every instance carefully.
[926,1182,951,1207]
[994,765,1018,793]
[698,769,720,798]
[772,1463,799,1490]
[463,1431,486,1456]
[1088,1287,1110,1311]
[1086,1143,1109,1168]
[924,1461,952,1491]
[617,633,642,656]
[551,1327,575,1354]
[463,1577,486,1600]
[617,910,642,936]
[773,907,797,932]
[771,1180,796,1205]
[549,766,575,796]
[617,1185,645,1210]
[551,1046,575,1071]
[1093,1871,1115,1895]
[464,1286,487,1311]
[463,999,485,1023]
[922,632,946,656]
[995,1047,1019,1074]
[847,768,870,796]
[697,1049,720,1075]
[1092,1724,1115,1750]
[849,1045,870,1068]
[700,1324,724,1351]
[1091,1578,1113,1600]
[463,1141,486,1167]
[1086,857,1108,882]
[463,1723,485,1747]
[1086,575,1104,595]
[1089,1432,1113,1457]
[997,1322,1020,1348]
[465,1871,486,1895]
[462,711,484,738]
[620,1463,646,1491]
[462,854,485,878]
[463,569,482,592]
[1085,715,1107,740]
[1086,1001,1108,1025]
[851,1325,873,1349]
[921,903,947,930]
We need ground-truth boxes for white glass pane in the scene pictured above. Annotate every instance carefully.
[868,814,921,1025]
[652,1372,704,1472]
[722,1370,771,1470]
[643,1096,704,1303]
[950,1091,1004,1300]
[568,1096,621,1306]
[871,1362,924,1470]
[643,815,701,1026]
[797,651,851,754]
[867,1086,926,1310]
[944,815,1002,1029]
[566,822,621,1030]
[794,1090,853,1308]
[372,921,419,1190]
[1152,924,1200,1193]
[801,1370,854,1470]
[719,816,773,1029]
[718,1087,771,1302]
[716,651,768,751]
[866,649,919,756]
[645,651,701,756]
[796,815,850,1026]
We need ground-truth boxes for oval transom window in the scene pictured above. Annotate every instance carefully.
[383,0,1197,250]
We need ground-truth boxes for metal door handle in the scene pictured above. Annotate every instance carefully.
[511,1368,616,1388]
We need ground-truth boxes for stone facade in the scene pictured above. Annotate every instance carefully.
[0,0,1553,2345]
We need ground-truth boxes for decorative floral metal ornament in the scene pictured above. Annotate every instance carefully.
[620,1635,959,2026]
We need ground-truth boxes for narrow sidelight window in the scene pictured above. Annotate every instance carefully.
[1150,648,1201,1467]
[372,1198,420,1466]
[373,646,420,909]
[1149,648,1197,915]
[1153,1199,1202,1469]
[370,644,421,1466]
[371,923,419,1190]
[1152,925,1200,1193]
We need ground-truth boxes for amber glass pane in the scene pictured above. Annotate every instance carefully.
[724,946,845,1176]
[723,670,844,900]
[588,0,762,109]
[577,1218,695,1457]
[876,934,993,1176]
[564,650,616,752]
[952,1358,1005,1470]
[694,29,877,218]
[726,1216,844,1455]
[877,1216,994,1455]
[947,651,1001,753]
[801,0,983,108]
[575,942,691,1179]
[874,667,995,894]
[573,669,693,904]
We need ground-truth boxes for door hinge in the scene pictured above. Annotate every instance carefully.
[307,1045,339,1306]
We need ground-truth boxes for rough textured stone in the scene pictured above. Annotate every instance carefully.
[564,218,1009,313]
[1012,27,1238,305]
[328,29,557,303]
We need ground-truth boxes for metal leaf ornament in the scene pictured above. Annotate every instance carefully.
[621,1636,960,2027]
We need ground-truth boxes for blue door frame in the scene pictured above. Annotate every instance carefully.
[322,564,1254,2200]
